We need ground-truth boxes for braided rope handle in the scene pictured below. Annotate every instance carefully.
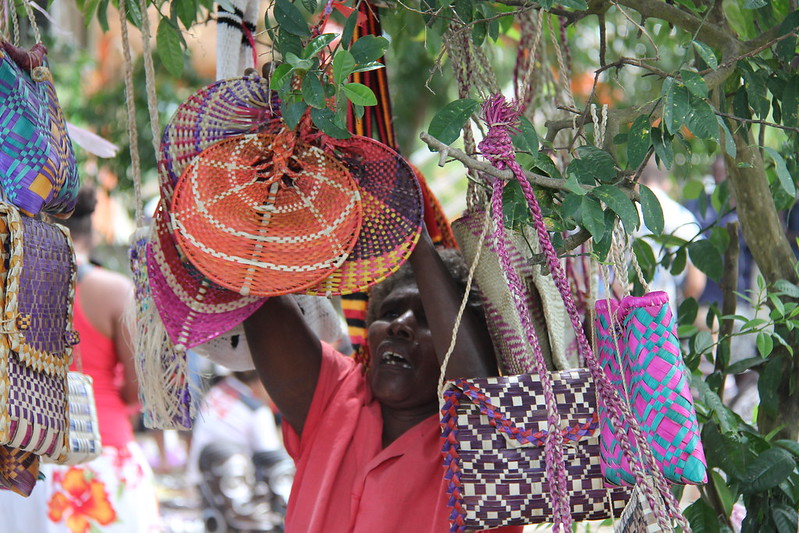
[480,95,691,532]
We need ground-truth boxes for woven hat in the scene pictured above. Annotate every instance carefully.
[304,136,424,296]
[170,131,363,297]
[146,201,266,350]
[159,73,281,200]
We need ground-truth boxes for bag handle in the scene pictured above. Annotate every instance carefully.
[476,95,690,532]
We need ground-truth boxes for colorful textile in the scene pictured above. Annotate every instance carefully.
[282,343,523,533]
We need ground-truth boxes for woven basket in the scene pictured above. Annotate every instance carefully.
[147,202,266,351]
[0,445,39,497]
[0,40,80,217]
[45,371,102,465]
[160,74,281,201]
[170,132,363,297]
[0,202,79,460]
[303,136,423,296]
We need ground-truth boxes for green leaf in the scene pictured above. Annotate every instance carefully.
[717,116,737,158]
[275,30,303,58]
[281,100,307,130]
[350,35,389,64]
[742,67,770,118]
[351,62,385,74]
[511,116,539,154]
[679,297,698,325]
[692,40,719,70]
[693,377,739,435]
[581,196,606,241]
[564,175,587,196]
[684,498,722,533]
[174,0,197,29]
[726,356,765,374]
[772,503,799,533]
[310,107,350,139]
[300,0,317,14]
[341,83,377,106]
[742,447,796,493]
[575,146,616,182]
[681,69,709,98]
[662,78,692,135]
[744,0,767,8]
[685,97,719,141]
[502,180,532,230]
[453,0,475,22]
[774,279,799,298]
[759,356,786,417]
[157,19,185,77]
[302,74,327,109]
[756,331,774,357]
[626,115,652,169]
[557,0,588,8]
[638,184,664,235]
[591,185,639,232]
[776,12,799,63]
[333,50,356,85]
[688,240,723,282]
[775,440,799,458]
[764,148,797,197]
[302,33,336,59]
[284,52,313,72]
[340,10,358,50]
[269,64,294,90]
[710,469,735,517]
[428,99,480,145]
[274,0,310,37]
[651,126,673,169]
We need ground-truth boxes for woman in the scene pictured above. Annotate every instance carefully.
[244,227,522,532]
[0,187,161,533]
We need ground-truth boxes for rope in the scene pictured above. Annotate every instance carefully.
[548,14,574,109]
[590,103,608,148]
[138,0,162,160]
[118,0,143,223]
[21,0,38,43]
[515,8,545,113]
[10,0,20,45]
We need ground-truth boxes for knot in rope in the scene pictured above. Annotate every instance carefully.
[477,94,522,171]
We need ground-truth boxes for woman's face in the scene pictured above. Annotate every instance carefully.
[366,282,440,415]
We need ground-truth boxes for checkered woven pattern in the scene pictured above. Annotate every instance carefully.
[615,485,662,533]
[147,202,265,350]
[0,42,79,217]
[440,370,629,532]
[304,136,423,296]
[171,132,363,297]
[0,202,76,460]
[0,444,39,497]
[45,372,102,465]
[160,74,281,201]
[621,292,706,485]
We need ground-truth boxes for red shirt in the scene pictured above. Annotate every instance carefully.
[282,342,523,533]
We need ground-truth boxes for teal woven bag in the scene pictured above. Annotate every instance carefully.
[0,39,79,217]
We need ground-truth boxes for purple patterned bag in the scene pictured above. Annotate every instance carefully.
[0,202,80,461]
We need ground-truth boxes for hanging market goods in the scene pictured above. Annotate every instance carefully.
[147,203,265,350]
[215,0,259,81]
[0,445,39,497]
[595,292,707,486]
[304,136,423,296]
[615,484,662,533]
[46,372,102,465]
[170,131,363,297]
[453,207,571,375]
[0,202,79,462]
[439,95,689,533]
[0,40,80,217]
[131,226,194,430]
[441,371,629,529]
[160,74,281,200]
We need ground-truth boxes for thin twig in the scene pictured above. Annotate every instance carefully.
[715,110,799,133]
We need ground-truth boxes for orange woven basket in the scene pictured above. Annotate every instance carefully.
[170,131,363,297]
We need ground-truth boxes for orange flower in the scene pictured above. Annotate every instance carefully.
[47,467,117,533]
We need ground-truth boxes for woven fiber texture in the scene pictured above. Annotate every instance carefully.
[595,291,707,485]
[0,202,78,460]
[0,445,39,497]
[0,40,80,217]
[131,226,194,430]
[171,132,363,297]
[146,203,265,350]
[160,74,281,201]
[440,370,628,531]
[615,484,662,533]
[304,136,423,296]
[45,372,102,465]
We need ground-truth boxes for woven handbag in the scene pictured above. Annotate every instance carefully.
[45,371,102,465]
[595,292,707,486]
[0,202,79,461]
[439,95,690,533]
[0,39,80,217]
[0,445,40,497]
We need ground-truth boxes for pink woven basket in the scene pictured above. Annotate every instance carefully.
[146,201,266,350]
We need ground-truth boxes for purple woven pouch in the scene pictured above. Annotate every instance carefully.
[0,203,79,460]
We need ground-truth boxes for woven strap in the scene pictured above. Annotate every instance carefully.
[476,95,689,532]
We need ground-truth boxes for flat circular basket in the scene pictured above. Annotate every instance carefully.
[171,132,363,297]
[304,135,424,296]
[159,74,281,200]
[146,201,266,350]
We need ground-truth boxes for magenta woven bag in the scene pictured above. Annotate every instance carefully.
[595,292,707,486]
